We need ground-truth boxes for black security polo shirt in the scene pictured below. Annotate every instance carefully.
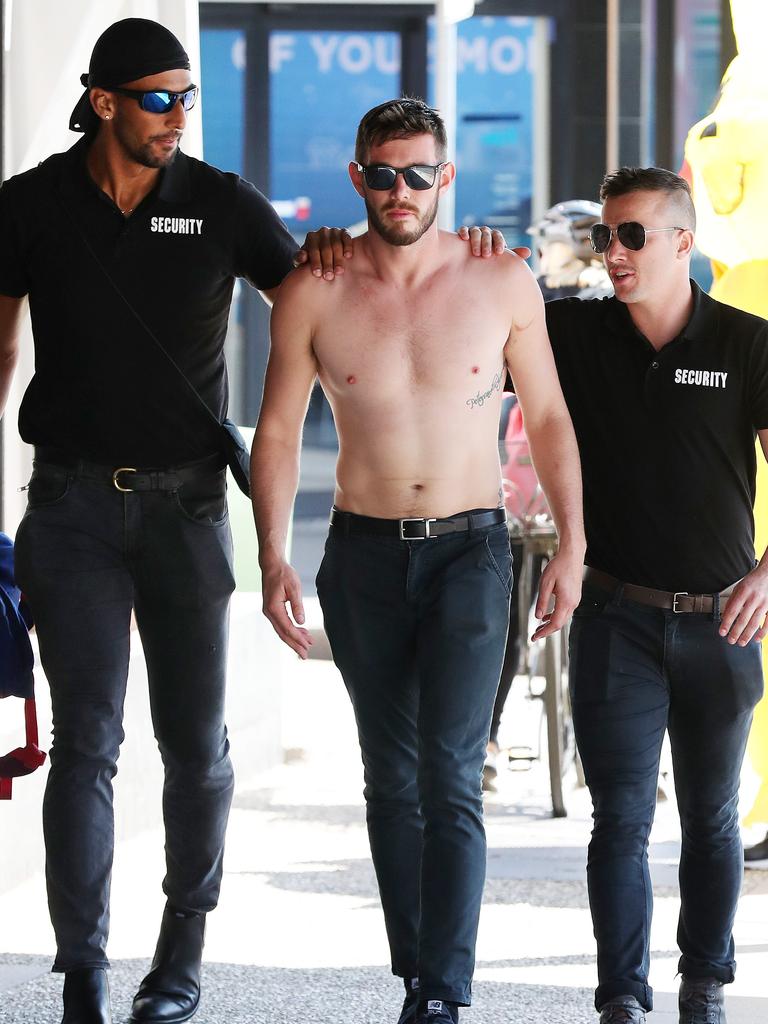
[0,137,295,465]
[546,281,768,592]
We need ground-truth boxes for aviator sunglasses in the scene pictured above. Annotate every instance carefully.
[111,85,199,114]
[356,162,444,190]
[590,221,685,254]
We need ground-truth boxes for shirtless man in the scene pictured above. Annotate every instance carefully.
[251,98,585,1024]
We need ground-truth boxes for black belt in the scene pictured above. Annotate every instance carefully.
[33,447,225,493]
[583,566,736,614]
[329,506,507,540]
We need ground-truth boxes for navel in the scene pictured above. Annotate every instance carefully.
[347,375,357,385]
[412,483,424,492]
[471,366,479,374]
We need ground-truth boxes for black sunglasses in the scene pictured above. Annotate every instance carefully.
[590,221,685,254]
[111,85,199,114]
[356,163,444,191]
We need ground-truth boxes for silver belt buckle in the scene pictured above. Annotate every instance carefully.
[672,591,689,613]
[113,467,137,492]
[399,517,436,540]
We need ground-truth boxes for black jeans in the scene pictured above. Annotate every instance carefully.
[569,581,763,1012]
[316,517,511,1006]
[14,458,236,972]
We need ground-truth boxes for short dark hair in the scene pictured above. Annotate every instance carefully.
[599,166,696,231]
[355,97,447,164]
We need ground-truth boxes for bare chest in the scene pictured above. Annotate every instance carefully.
[313,277,509,400]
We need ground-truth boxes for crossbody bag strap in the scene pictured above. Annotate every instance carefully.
[59,199,225,434]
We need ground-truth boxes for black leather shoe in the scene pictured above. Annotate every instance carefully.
[415,1000,459,1023]
[397,978,420,1024]
[129,907,205,1023]
[679,976,726,1024]
[61,967,112,1024]
[744,832,768,863]
[599,996,647,1023]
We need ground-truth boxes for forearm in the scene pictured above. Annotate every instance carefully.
[0,347,19,418]
[525,410,585,556]
[754,542,768,577]
[250,432,301,569]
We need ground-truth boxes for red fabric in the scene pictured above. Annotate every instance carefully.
[0,699,46,799]
[501,404,550,522]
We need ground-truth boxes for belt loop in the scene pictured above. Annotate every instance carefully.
[614,582,625,607]
[713,590,720,623]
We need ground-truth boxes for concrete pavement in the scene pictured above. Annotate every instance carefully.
[2,607,768,1023]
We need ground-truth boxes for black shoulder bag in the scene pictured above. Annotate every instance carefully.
[60,202,252,496]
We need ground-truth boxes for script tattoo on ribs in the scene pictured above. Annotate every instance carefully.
[466,372,502,410]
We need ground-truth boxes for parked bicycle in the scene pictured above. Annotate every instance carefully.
[487,410,580,817]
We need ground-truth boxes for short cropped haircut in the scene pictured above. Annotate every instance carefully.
[355,97,448,164]
[599,166,696,231]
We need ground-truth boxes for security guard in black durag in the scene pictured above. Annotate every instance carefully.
[0,19,298,1024]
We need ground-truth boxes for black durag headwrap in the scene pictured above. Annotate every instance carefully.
[69,18,191,134]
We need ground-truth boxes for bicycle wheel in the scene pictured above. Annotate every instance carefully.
[544,624,576,817]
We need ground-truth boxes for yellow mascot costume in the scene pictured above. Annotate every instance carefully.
[684,0,768,850]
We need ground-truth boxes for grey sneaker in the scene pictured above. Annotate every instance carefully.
[599,996,646,1023]
[679,976,726,1024]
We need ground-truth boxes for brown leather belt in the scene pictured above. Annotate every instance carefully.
[583,566,736,614]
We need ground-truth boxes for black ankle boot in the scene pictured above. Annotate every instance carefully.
[61,967,112,1024]
[129,907,205,1023]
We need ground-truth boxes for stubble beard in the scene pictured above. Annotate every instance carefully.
[114,121,179,169]
[365,192,440,247]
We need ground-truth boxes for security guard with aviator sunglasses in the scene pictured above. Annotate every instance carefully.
[546,167,768,1024]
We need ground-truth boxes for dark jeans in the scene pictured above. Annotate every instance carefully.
[569,581,763,1012]
[14,458,236,972]
[316,517,511,1006]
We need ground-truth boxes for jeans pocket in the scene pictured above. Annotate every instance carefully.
[173,472,229,527]
[26,466,73,508]
[484,528,513,596]
[571,582,611,620]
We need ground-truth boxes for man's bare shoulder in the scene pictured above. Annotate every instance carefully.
[440,231,532,277]
[273,263,329,308]
[277,236,375,308]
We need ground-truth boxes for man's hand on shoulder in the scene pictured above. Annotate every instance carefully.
[457,225,531,261]
[294,227,354,281]
[718,566,768,646]
[291,224,529,281]
[261,558,313,659]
